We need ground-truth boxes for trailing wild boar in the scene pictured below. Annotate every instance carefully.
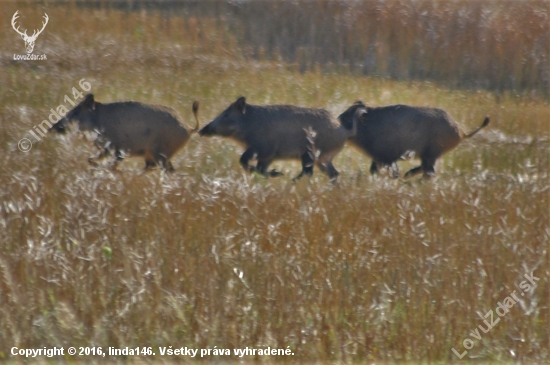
[49,94,199,171]
[339,101,490,178]
[198,96,357,180]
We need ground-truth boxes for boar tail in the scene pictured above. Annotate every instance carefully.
[464,116,490,139]
[191,100,200,132]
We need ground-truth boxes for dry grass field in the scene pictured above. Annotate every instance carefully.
[0,1,548,364]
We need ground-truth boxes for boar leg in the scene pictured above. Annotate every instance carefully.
[404,166,423,178]
[293,151,315,181]
[241,148,282,177]
[404,159,436,178]
[88,147,111,166]
[93,135,108,151]
[325,162,340,181]
[143,151,158,171]
[390,162,400,178]
[369,161,379,174]
[257,159,283,178]
[415,150,439,178]
[239,148,258,173]
[405,149,438,178]
[144,159,157,171]
[317,160,339,181]
[371,161,398,178]
[89,137,111,166]
[154,153,175,173]
[165,161,175,173]
[110,149,125,170]
[421,158,436,178]
[405,153,437,178]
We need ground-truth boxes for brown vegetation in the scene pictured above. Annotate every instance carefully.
[67,0,549,96]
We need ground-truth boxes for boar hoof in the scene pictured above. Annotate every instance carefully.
[144,160,157,171]
[165,161,176,173]
[404,166,422,179]
[369,161,379,175]
[391,167,400,179]
[268,169,284,177]
[292,174,310,182]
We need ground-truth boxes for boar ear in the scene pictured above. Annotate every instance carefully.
[354,100,365,106]
[83,94,96,110]
[353,108,368,124]
[234,96,246,114]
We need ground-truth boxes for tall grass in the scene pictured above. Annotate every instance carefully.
[48,0,550,97]
[230,0,549,95]
[0,2,548,364]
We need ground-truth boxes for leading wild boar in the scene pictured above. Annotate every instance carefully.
[198,96,357,180]
[339,101,490,178]
[49,94,199,171]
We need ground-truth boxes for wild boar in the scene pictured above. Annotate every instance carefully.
[49,94,199,172]
[339,101,490,178]
[197,96,357,180]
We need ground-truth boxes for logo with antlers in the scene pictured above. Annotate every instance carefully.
[11,11,49,54]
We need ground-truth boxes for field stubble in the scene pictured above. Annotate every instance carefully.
[0,3,548,363]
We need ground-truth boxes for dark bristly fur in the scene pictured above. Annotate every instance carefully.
[49,94,198,172]
[198,96,357,181]
[339,101,490,178]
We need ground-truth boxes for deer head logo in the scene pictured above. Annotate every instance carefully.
[11,11,49,54]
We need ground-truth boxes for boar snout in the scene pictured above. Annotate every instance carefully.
[49,118,68,134]
[191,100,200,132]
[198,124,214,136]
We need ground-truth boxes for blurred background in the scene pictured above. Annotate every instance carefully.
[6,0,548,94]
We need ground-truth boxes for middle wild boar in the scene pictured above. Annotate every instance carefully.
[49,94,199,172]
[198,96,357,180]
